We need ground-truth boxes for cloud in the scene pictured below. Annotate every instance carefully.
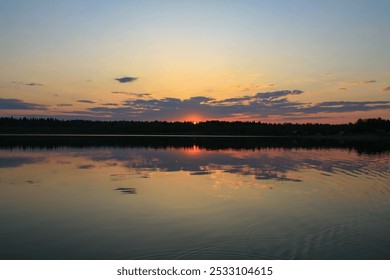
[382,86,390,92]
[303,101,390,114]
[56,103,73,107]
[0,98,48,110]
[12,81,44,86]
[101,103,118,106]
[114,77,138,83]
[338,88,347,91]
[342,80,376,85]
[77,100,96,104]
[81,90,390,121]
[255,90,303,100]
[112,91,150,98]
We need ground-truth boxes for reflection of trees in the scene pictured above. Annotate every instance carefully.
[0,134,389,155]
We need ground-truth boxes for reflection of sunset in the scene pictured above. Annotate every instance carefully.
[183,145,202,156]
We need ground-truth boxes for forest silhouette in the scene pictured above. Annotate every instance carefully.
[1,117,389,136]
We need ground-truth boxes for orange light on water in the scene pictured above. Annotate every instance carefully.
[183,145,202,156]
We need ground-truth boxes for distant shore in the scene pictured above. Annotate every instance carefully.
[1,117,389,137]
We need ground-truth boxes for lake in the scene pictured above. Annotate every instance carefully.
[1,136,390,259]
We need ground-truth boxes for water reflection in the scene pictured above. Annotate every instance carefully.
[0,137,390,259]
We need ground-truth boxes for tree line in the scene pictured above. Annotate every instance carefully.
[0,117,389,136]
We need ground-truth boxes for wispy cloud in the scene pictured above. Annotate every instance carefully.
[236,83,275,91]
[342,80,376,85]
[0,98,48,110]
[77,100,96,104]
[114,77,138,83]
[56,103,73,107]
[101,103,118,106]
[338,88,347,91]
[12,81,44,86]
[112,91,150,98]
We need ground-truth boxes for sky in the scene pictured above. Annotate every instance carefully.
[0,0,390,123]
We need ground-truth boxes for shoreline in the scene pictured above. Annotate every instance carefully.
[0,133,389,139]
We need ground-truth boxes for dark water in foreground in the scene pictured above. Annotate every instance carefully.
[0,136,390,259]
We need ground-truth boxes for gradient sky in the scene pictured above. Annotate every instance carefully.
[1,0,390,123]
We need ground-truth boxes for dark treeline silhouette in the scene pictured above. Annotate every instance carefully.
[0,135,389,155]
[1,117,390,136]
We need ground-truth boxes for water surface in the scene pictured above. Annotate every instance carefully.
[1,136,390,259]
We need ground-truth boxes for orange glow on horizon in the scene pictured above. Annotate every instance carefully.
[182,114,204,123]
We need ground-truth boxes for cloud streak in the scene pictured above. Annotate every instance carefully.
[112,91,150,98]
[77,100,96,104]
[12,81,44,86]
[342,80,376,85]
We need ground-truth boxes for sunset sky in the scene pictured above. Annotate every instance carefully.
[1,0,390,123]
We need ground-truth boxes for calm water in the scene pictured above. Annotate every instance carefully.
[1,136,390,259]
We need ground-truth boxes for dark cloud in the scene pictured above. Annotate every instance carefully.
[77,100,96,104]
[101,103,118,106]
[57,103,73,107]
[0,98,48,110]
[81,90,390,120]
[255,90,303,101]
[114,77,138,83]
[12,81,44,86]
[303,101,390,113]
[338,88,347,91]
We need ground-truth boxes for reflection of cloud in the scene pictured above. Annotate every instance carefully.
[0,98,48,110]
[114,77,138,83]
[0,157,45,168]
[63,146,390,187]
